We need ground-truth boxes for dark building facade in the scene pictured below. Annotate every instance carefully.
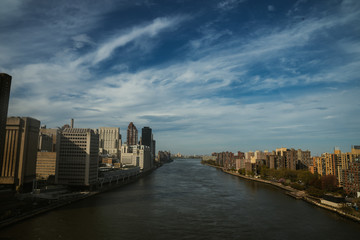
[142,127,155,162]
[56,128,99,187]
[127,122,138,145]
[216,151,235,169]
[141,127,152,147]
[0,73,11,171]
[342,162,360,196]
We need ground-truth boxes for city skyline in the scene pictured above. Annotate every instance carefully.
[1,0,359,155]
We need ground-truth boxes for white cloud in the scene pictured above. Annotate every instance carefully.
[68,17,185,67]
[217,0,245,11]
[92,17,183,65]
[3,1,360,154]
[268,5,275,12]
[72,34,95,49]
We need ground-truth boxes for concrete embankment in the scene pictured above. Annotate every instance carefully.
[0,191,97,229]
[0,166,159,229]
[203,163,360,223]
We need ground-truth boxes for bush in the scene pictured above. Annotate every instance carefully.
[306,186,324,198]
[290,182,305,190]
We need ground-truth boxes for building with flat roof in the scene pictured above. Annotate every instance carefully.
[142,127,156,162]
[0,73,12,171]
[121,144,152,172]
[352,145,360,155]
[39,127,59,152]
[342,161,360,196]
[36,152,57,180]
[56,128,99,187]
[98,127,121,158]
[0,117,40,192]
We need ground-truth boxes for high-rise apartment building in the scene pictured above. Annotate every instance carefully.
[352,145,360,155]
[342,161,360,196]
[0,117,40,191]
[98,127,121,158]
[127,122,138,145]
[56,128,99,187]
[0,73,12,171]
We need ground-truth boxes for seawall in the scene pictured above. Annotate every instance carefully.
[203,163,360,223]
[0,166,158,229]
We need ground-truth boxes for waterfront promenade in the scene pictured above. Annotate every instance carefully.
[203,163,360,223]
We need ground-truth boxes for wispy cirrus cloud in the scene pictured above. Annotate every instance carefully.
[88,17,185,65]
[217,0,245,11]
[1,0,360,154]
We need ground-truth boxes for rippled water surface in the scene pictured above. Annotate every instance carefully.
[1,158,360,239]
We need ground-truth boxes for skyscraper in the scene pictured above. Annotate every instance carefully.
[141,127,152,147]
[0,73,11,171]
[0,117,40,192]
[127,122,138,146]
[141,126,155,163]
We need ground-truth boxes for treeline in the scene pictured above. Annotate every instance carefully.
[201,159,218,166]
[202,159,343,197]
[244,166,342,198]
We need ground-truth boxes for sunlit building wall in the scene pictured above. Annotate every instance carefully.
[0,117,40,191]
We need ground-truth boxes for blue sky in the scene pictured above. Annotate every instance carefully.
[1,0,359,155]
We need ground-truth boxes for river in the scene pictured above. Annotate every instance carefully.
[1,158,360,239]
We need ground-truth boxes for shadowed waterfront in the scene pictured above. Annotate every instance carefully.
[1,158,360,240]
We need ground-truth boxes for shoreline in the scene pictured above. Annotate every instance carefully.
[0,166,158,229]
[203,163,360,223]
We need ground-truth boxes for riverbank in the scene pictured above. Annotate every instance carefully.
[203,163,360,223]
[0,166,159,229]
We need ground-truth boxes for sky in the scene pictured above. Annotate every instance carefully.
[1,0,360,156]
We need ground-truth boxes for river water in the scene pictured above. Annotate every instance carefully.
[1,158,360,239]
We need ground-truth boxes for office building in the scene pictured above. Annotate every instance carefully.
[36,152,57,180]
[121,144,152,172]
[98,127,121,158]
[0,117,40,191]
[36,127,60,180]
[38,133,53,152]
[39,127,59,152]
[141,127,152,147]
[0,73,12,171]
[127,122,138,145]
[142,127,156,162]
[56,128,98,187]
